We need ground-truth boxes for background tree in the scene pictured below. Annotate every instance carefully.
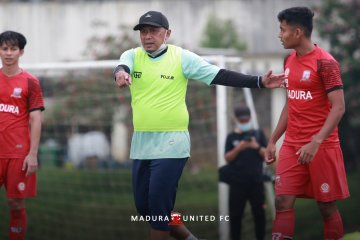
[201,13,246,52]
[316,0,360,170]
[84,22,138,60]
[42,21,138,143]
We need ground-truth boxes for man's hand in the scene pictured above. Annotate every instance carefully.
[265,141,277,165]
[22,153,38,177]
[296,139,321,165]
[235,137,259,151]
[235,140,248,151]
[248,137,260,149]
[262,70,285,89]
[115,71,132,88]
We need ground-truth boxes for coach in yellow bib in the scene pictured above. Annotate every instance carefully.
[113,10,284,240]
[132,45,188,132]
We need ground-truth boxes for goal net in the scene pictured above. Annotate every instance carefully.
[0,57,275,240]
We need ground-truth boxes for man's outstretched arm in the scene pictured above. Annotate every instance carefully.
[211,69,284,89]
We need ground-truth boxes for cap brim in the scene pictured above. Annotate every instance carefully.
[133,22,163,30]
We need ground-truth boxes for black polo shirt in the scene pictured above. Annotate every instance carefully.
[224,129,267,183]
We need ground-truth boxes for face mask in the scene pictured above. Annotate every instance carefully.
[236,121,253,132]
[145,43,167,57]
[144,30,168,58]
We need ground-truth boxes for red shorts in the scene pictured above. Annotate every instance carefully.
[275,144,350,202]
[0,158,37,198]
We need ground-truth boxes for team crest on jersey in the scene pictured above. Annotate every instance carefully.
[11,88,22,98]
[300,70,311,81]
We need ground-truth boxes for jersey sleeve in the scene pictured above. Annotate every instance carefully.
[28,78,45,112]
[181,49,220,85]
[119,49,135,74]
[317,59,343,93]
[283,53,291,70]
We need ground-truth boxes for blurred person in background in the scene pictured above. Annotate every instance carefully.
[0,31,45,240]
[265,7,349,240]
[113,10,284,240]
[223,105,267,240]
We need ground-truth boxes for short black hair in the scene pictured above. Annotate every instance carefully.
[277,7,314,38]
[0,31,27,50]
[234,105,251,118]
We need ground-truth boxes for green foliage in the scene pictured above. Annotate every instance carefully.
[316,0,360,169]
[316,0,360,76]
[84,23,138,60]
[43,70,126,127]
[316,0,360,125]
[39,69,133,150]
[201,13,246,52]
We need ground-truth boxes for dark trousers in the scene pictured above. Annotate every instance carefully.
[229,181,266,240]
[132,158,188,231]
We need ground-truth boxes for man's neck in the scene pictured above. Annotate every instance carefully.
[295,40,315,57]
[1,65,22,77]
[147,45,168,58]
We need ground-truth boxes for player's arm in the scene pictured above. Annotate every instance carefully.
[297,59,345,165]
[296,90,345,165]
[265,101,288,164]
[312,59,345,143]
[211,69,284,89]
[113,49,134,88]
[181,49,284,88]
[23,110,43,176]
[313,90,345,143]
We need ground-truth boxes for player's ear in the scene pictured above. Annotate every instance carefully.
[20,49,24,56]
[165,29,171,39]
[295,27,303,39]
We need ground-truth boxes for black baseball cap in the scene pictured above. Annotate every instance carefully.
[133,11,169,31]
